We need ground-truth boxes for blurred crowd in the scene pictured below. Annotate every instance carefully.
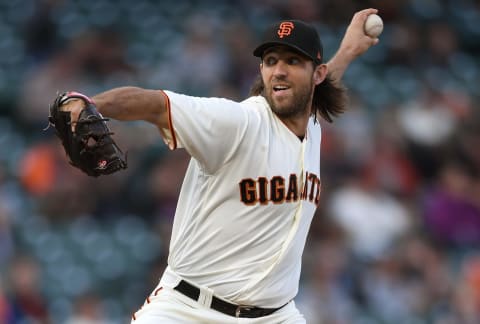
[0,0,480,323]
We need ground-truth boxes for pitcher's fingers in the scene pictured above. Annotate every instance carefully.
[351,8,379,27]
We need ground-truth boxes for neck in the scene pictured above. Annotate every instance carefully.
[278,113,310,138]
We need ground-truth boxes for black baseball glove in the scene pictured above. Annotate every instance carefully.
[48,91,127,177]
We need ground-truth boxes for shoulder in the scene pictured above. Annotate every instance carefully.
[164,90,241,108]
[240,95,274,119]
[308,117,322,130]
[307,117,322,143]
[240,95,270,113]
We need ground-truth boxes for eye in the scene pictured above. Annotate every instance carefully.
[287,57,300,65]
[263,56,277,66]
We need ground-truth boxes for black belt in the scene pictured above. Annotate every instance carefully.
[174,280,286,318]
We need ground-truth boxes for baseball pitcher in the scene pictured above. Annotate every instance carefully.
[49,8,380,324]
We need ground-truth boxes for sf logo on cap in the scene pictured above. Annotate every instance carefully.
[277,22,294,38]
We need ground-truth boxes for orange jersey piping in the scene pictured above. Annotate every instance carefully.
[159,90,177,150]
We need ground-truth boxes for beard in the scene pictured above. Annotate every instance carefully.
[264,80,314,120]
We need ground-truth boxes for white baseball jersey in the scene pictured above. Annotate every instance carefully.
[158,90,322,308]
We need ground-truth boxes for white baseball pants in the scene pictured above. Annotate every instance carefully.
[131,286,306,324]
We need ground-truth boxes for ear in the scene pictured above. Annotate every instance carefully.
[313,63,328,85]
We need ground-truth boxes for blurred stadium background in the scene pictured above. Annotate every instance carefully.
[1,0,480,323]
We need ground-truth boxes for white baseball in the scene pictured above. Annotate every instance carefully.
[364,14,383,38]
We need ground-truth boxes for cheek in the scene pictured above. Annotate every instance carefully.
[260,69,270,81]
[261,73,271,90]
[296,71,316,89]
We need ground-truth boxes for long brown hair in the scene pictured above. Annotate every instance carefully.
[249,73,347,123]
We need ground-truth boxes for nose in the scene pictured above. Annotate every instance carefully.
[272,60,288,78]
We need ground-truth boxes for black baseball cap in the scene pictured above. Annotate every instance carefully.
[253,20,323,65]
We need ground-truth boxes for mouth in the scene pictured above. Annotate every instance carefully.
[272,84,291,96]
